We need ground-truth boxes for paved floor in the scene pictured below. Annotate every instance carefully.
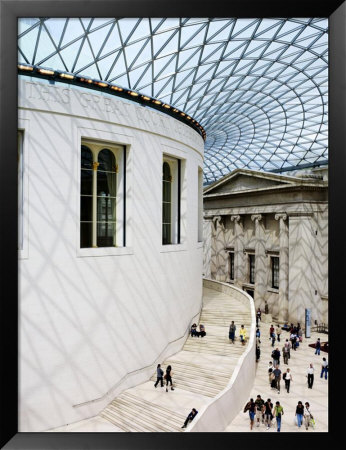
[224,320,328,433]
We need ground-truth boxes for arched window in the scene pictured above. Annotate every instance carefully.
[97,149,117,247]
[162,162,172,244]
[162,156,181,245]
[80,142,125,249]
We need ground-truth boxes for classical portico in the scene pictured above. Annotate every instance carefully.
[203,167,328,325]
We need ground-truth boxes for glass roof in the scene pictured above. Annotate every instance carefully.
[18,18,328,184]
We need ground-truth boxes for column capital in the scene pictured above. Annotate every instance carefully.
[275,213,287,221]
[251,214,263,222]
[212,215,224,231]
[230,214,241,222]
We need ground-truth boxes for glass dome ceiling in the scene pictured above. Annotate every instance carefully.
[18,18,328,184]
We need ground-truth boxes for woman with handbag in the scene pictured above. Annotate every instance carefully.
[165,365,174,392]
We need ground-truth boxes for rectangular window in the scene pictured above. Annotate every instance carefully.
[249,254,255,284]
[271,256,279,289]
[80,140,126,248]
[162,156,181,245]
[229,252,235,280]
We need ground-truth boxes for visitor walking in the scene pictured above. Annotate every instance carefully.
[271,332,276,347]
[229,321,236,343]
[181,408,198,428]
[295,401,304,428]
[307,363,314,389]
[256,345,261,362]
[272,347,280,367]
[243,398,256,430]
[154,363,164,388]
[165,365,174,392]
[321,357,328,380]
[273,401,284,432]
[263,398,273,429]
[239,325,247,345]
[269,324,274,338]
[283,368,292,393]
[257,308,261,323]
[254,395,265,427]
[282,343,290,365]
[273,365,282,393]
[276,325,281,342]
[304,402,315,430]
[268,362,274,385]
[290,331,297,351]
[315,338,321,355]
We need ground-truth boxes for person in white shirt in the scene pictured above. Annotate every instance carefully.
[307,363,314,388]
[304,402,315,430]
[320,357,328,380]
[283,368,292,393]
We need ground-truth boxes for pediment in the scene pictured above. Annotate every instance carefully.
[204,170,295,196]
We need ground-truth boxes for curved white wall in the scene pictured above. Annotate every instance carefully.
[18,78,204,431]
[190,279,256,432]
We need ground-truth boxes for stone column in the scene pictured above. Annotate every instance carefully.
[251,214,266,309]
[288,213,314,324]
[203,218,213,279]
[275,213,289,322]
[230,215,245,287]
[212,216,227,281]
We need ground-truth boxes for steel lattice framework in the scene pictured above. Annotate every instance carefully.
[18,18,328,184]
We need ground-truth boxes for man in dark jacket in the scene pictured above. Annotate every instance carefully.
[154,364,164,388]
[181,408,198,428]
[272,348,280,367]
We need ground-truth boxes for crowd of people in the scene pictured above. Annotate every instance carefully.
[242,312,328,432]
[152,311,327,431]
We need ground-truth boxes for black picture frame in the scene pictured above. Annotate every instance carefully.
[1,0,345,448]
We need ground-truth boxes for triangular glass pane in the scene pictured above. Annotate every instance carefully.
[224,40,248,59]
[61,19,85,47]
[153,29,175,56]
[90,18,113,31]
[99,25,123,57]
[111,73,129,88]
[118,19,140,44]
[80,18,92,29]
[231,19,259,39]
[74,39,95,72]
[34,26,58,65]
[129,65,150,88]
[59,37,83,71]
[107,51,127,80]
[18,18,40,36]
[180,23,205,48]
[177,47,202,71]
[18,26,40,64]
[88,24,113,57]
[43,18,67,47]
[97,53,118,79]
[127,18,151,43]
[254,19,282,38]
[156,18,181,32]
[78,63,100,80]
[125,40,146,67]
[154,54,175,78]
[39,53,66,72]
[243,40,268,58]
[206,20,233,43]
[156,78,174,98]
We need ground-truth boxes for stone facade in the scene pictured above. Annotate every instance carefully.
[203,167,328,326]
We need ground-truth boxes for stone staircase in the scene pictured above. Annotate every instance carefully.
[100,286,252,431]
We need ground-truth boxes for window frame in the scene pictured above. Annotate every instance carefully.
[249,253,256,284]
[271,256,280,289]
[162,155,181,246]
[80,139,126,249]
